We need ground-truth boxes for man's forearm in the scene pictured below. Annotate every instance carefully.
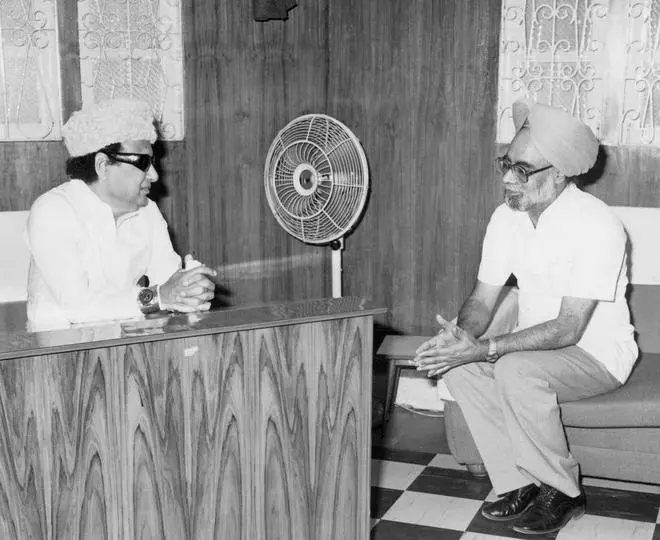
[456,297,493,339]
[490,318,581,357]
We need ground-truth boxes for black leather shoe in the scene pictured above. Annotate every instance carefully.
[512,483,585,535]
[481,484,540,521]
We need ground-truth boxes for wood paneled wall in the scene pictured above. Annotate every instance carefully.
[165,0,332,304]
[582,146,660,207]
[3,0,660,335]
[325,1,503,334]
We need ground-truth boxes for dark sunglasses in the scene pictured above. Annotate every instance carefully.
[495,156,553,183]
[108,152,155,172]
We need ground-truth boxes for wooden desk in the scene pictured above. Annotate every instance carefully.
[0,297,385,540]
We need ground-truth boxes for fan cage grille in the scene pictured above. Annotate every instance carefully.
[264,114,369,245]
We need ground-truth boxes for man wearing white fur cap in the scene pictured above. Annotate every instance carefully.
[26,98,216,330]
[414,99,637,534]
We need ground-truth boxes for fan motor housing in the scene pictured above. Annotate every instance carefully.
[293,164,319,196]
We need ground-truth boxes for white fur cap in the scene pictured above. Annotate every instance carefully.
[62,98,157,157]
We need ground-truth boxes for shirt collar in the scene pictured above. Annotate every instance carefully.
[535,182,578,228]
[68,179,142,225]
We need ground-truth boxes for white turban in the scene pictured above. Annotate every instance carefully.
[62,98,157,157]
[512,99,599,176]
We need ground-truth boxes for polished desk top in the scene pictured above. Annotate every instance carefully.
[0,297,386,361]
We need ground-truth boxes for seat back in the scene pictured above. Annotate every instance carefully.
[0,211,30,302]
[612,206,660,354]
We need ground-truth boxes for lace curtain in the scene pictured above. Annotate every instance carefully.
[0,0,183,141]
[0,0,62,140]
[77,0,184,140]
[497,0,660,147]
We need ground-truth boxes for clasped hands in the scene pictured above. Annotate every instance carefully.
[159,255,217,313]
[413,315,489,377]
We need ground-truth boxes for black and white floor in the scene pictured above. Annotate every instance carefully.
[371,406,660,540]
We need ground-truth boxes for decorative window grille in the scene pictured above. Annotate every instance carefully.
[617,1,660,145]
[0,0,62,141]
[77,0,184,140]
[497,0,660,147]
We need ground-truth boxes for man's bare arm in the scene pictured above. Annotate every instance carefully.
[492,296,597,356]
[415,295,599,377]
[456,281,503,338]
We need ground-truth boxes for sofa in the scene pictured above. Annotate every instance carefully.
[443,206,660,485]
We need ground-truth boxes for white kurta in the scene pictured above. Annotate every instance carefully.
[26,179,181,330]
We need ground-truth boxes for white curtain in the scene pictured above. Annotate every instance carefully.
[498,0,660,147]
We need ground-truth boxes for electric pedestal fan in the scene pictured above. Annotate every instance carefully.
[264,114,369,298]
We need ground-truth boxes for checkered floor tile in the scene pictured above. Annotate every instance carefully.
[370,447,660,540]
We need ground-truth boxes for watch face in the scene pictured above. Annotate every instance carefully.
[138,287,155,305]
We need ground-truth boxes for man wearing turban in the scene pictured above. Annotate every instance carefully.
[26,98,216,330]
[413,100,637,535]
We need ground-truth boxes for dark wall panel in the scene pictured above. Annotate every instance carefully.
[174,0,331,304]
[327,0,503,334]
[583,146,660,208]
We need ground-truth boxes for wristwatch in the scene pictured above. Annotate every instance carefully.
[138,285,160,314]
[486,338,499,362]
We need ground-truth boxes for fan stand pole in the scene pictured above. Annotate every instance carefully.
[331,237,344,298]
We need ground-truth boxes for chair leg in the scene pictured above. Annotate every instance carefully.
[384,361,399,425]
[390,365,402,419]
[466,463,488,478]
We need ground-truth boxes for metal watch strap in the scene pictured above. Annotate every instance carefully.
[487,338,498,361]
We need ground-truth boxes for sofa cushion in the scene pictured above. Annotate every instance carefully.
[565,426,660,453]
[561,352,660,428]
[629,284,660,354]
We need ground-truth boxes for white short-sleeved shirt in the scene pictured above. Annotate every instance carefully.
[26,179,181,330]
[478,183,638,383]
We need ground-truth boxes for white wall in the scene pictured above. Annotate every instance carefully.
[0,211,30,302]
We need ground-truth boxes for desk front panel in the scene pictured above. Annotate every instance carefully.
[0,315,372,540]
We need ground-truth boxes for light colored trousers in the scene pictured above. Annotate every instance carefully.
[443,347,620,497]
